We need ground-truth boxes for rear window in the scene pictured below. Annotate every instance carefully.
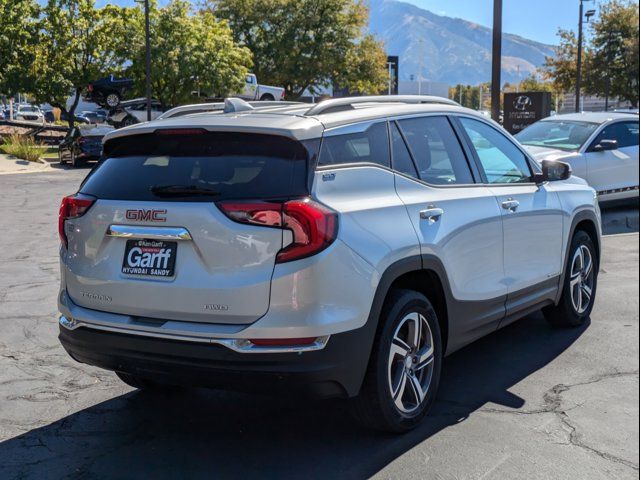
[80,131,311,202]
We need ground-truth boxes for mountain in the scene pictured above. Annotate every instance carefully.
[367,0,556,86]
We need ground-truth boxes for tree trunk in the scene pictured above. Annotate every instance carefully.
[67,88,82,130]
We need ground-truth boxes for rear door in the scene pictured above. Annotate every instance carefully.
[584,120,639,195]
[391,115,507,348]
[63,130,310,324]
[456,116,563,321]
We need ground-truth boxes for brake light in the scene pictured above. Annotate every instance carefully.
[58,195,95,248]
[87,84,93,92]
[217,198,337,263]
[156,128,206,135]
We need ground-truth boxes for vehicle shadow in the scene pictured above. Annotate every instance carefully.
[601,200,639,235]
[0,312,588,480]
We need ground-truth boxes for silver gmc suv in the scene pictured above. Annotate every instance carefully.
[58,96,601,432]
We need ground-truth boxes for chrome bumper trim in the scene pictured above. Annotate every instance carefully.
[59,316,330,354]
[106,225,192,241]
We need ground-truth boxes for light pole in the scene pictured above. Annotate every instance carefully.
[144,0,151,121]
[575,1,595,112]
[135,0,152,121]
[491,0,502,122]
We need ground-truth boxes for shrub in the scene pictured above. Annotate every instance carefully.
[0,134,43,162]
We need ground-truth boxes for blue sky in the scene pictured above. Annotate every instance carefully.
[408,0,594,45]
[94,0,638,45]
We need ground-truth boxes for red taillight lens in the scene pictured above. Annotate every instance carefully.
[217,198,337,263]
[58,195,95,248]
[217,201,283,227]
[277,199,337,263]
[87,84,93,92]
[248,337,317,347]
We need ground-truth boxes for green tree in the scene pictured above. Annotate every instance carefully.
[0,0,39,96]
[518,72,564,110]
[542,28,589,95]
[586,0,639,106]
[31,0,130,128]
[212,0,388,98]
[125,0,252,107]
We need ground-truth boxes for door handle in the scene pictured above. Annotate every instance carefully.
[501,199,520,213]
[419,207,444,223]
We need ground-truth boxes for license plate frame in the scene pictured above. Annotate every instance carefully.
[121,239,177,278]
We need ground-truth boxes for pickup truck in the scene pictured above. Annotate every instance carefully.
[236,74,285,101]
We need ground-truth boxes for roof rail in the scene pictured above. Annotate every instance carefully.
[304,95,459,116]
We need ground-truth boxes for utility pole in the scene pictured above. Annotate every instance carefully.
[491,0,503,122]
[144,0,152,121]
[576,1,595,113]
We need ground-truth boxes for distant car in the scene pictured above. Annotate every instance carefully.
[0,108,5,121]
[107,98,164,127]
[235,74,285,101]
[613,108,639,115]
[81,110,106,124]
[58,124,114,168]
[84,75,135,108]
[14,105,44,122]
[516,112,639,202]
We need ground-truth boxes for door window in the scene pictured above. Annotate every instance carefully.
[397,116,474,185]
[390,122,418,178]
[459,117,532,184]
[590,121,639,149]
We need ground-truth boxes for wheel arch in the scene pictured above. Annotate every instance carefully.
[366,255,453,358]
[555,209,601,304]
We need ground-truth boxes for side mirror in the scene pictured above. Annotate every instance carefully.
[593,139,618,152]
[535,160,572,183]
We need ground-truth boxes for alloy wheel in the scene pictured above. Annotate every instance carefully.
[570,244,594,314]
[387,311,435,414]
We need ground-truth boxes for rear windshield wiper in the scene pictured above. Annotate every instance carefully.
[150,184,221,197]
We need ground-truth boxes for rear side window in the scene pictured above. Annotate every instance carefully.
[81,131,309,202]
[397,116,474,185]
[318,122,390,167]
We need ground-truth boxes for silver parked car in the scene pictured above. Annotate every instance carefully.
[58,96,601,432]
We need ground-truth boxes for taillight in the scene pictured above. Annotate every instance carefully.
[87,84,93,92]
[217,198,337,263]
[58,194,95,248]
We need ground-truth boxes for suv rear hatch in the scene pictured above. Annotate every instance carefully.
[61,130,319,324]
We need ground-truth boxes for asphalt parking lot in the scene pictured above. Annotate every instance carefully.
[0,169,638,480]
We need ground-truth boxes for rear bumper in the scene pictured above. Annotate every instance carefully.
[59,320,374,398]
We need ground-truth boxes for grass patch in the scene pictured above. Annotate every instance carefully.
[0,134,44,162]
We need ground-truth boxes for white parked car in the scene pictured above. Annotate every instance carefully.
[516,112,639,202]
[14,104,44,122]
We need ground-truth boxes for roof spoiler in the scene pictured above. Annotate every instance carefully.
[304,95,459,116]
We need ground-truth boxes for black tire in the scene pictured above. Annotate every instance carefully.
[115,371,179,392]
[122,116,137,127]
[350,289,443,433]
[260,93,275,101]
[70,150,82,168]
[543,230,598,327]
